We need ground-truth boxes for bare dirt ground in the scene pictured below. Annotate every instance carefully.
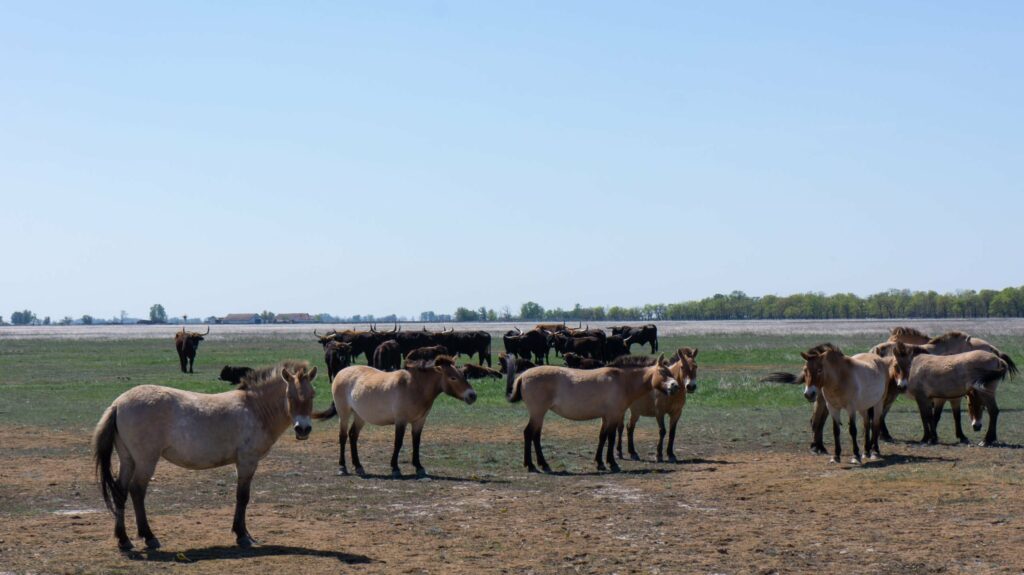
[2,423,1023,574]
[4,318,1024,341]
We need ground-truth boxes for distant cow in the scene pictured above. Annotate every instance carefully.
[553,333,604,359]
[218,365,254,385]
[563,352,605,370]
[462,363,503,380]
[612,324,658,353]
[603,335,630,362]
[324,340,353,381]
[505,328,551,364]
[373,340,402,372]
[173,326,209,373]
[499,352,537,374]
[437,330,493,367]
[406,345,450,363]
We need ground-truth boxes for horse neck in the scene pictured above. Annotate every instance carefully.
[408,369,445,404]
[245,381,291,439]
[624,367,656,400]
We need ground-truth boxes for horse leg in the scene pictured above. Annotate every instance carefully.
[336,413,350,476]
[830,418,842,464]
[350,416,366,477]
[950,398,968,444]
[667,411,681,463]
[129,458,160,549]
[113,451,135,551]
[390,422,407,478]
[627,411,642,461]
[604,417,620,473]
[411,417,427,478]
[523,421,536,472]
[913,394,934,445]
[981,395,999,447]
[232,458,259,547]
[879,384,900,443]
[655,414,667,462]
[848,413,861,464]
[931,399,945,444]
[595,420,609,472]
[532,419,551,473]
[810,394,828,454]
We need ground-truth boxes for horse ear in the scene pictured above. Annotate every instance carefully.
[691,348,699,358]
[657,353,666,365]
[280,367,293,383]
[800,352,811,361]
[307,366,318,381]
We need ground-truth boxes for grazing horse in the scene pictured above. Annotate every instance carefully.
[898,350,1008,446]
[173,326,209,373]
[617,348,698,462]
[218,365,254,385]
[505,354,680,473]
[93,361,318,550]
[314,356,476,478]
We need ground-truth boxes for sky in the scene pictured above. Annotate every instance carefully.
[2,1,1022,320]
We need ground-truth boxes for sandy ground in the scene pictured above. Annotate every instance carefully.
[2,423,1023,574]
[3,318,1024,341]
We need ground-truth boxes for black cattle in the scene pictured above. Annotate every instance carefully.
[173,326,209,373]
[373,340,402,372]
[553,333,603,359]
[394,330,440,356]
[437,330,492,367]
[462,363,503,380]
[506,328,551,364]
[499,352,537,374]
[324,340,353,381]
[612,324,658,353]
[405,345,450,363]
[218,365,254,385]
[563,352,605,370]
[603,335,630,362]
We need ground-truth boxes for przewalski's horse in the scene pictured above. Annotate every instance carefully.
[93,361,318,550]
[766,343,915,464]
[218,365,254,385]
[314,356,476,478]
[505,354,680,473]
[173,326,209,373]
[617,348,698,462]
[898,350,1008,446]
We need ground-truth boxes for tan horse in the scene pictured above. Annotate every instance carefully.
[314,356,476,478]
[505,354,680,473]
[897,350,1008,446]
[617,348,699,462]
[92,361,318,550]
[769,344,915,463]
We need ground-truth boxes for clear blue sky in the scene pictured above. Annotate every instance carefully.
[2,2,1022,320]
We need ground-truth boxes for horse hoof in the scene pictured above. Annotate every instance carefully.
[541,464,552,474]
[630,454,641,462]
[415,468,428,479]
[118,539,134,552]
[850,457,861,465]
[609,463,621,473]
[810,446,827,455]
[828,458,838,464]
[391,469,403,479]
[337,466,349,476]
[354,466,366,477]
[527,465,540,473]
[237,536,255,548]
[868,454,879,461]
[668,455,679,463]
[957,438,970,445]
[596,463,607,472]
[144,537,161,550]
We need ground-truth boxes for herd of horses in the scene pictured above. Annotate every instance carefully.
[93,323,1014,551]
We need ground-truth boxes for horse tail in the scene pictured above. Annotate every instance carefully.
[761,372,803,384]
[970,359,1009,393]
[313,402,337,420]
[505,356,523,402]
[92,405,122,515]
[998,353,1018,378]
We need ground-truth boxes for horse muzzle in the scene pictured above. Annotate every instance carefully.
[665,380,681,396]
[803,388,817,402]
[463,390,478,405]
[294,425,312,440]
[685,379,697,393]
[972,420,983,432]
[895,379,908,392]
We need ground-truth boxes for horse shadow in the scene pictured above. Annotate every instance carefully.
[863,453,955,468]
[356,472,509,484]
[128,544,375,565]
[541,467,679,478]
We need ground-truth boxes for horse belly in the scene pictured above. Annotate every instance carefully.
[549,385,620,422]
[349,394,398,427]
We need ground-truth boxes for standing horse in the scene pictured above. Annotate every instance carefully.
[93,361,318,550]
[506,354,680,473]
[897,350,1008,446]
[617,348,699,462]
[314,356,476,478]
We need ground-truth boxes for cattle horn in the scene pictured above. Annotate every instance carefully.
[370,324,377,332]
[202,325,210,335]
[515,326,522,334]
[314,329,321,338]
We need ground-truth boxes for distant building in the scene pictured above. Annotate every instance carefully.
[221,313,261,325]
[274,313,314,324]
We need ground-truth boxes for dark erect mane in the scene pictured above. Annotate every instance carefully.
[608,355,657,368]
[804,343,841,356]
[928,331,969,345]
[404,355,457,371]
[237,360,309,390]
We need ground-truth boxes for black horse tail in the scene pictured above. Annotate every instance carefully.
[505,356,523,402]
[313,402,338,420]
[761,372,804,384]
[999,353,1018,378]
[93,406,122,515]
[972,360,1009,392]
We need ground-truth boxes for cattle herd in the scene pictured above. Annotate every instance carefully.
[94,322,1015,550]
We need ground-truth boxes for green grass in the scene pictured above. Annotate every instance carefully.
[1,331,1022,453]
